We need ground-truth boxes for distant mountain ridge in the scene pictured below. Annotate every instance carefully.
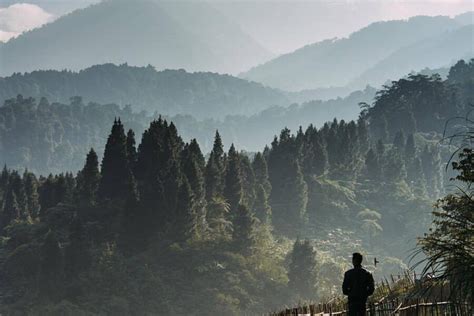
[241,14,473,91]
[0,0,272,76]
[0,63,289,119]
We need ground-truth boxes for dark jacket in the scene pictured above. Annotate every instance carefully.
[342,266,375,302]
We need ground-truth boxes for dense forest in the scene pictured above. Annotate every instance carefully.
[1,59,472,174]
[0,59,472,314]
[0,64,290,119]
[0,86,375,174]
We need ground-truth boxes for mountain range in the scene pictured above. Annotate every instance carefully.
[241,13,474,91]
[0,63,289,119]
[0,0,271,76]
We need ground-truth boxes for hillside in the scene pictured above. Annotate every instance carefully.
[0,0,271,76]
[0,79,463,313]
[0,64,289,119]
[2,58,472,174]
[353,25,474,88]
[241,15,470,91]
[0,86,375,174]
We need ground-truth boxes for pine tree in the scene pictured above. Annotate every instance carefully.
[357,117,370,155]
[232,204,257,255]
[119,179,145,255]
[302,127,327,177]
[9,171,27,218]
[212,130,225,164]
[0,165,9,193]
[254,184,271,224]
[205,131,225,200]
[271,159,308,235]
[0,187,20,231]
[252,152,272,223]
[126,129,138,173]
[239,155,256,210]
[76,148,100,206]
[23,171,40,218]
[55,173,75,204]
[288,239,317,299]
[135,119,183,228]
[39,174,57,215]
[206,196,232,240]
[252,153,271,195]
[182,139,207,236]
[223,144,242,213]
[175,177,198,241]
[312,135,328,176]
[326,119,341,169]
[136,119,167,206]
[98,119,132,200]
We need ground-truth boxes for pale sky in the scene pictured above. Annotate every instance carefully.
[0,0,472,53]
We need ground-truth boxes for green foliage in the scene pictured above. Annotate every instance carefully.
[0,60,472,313]
[98,119,133,201]
[418,147,474,302]
[232,205,257,255]
[224,144,243,213]
[288,239,318,301]
[75,149,100,206]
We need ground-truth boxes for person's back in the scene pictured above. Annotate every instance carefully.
[342,253,374,316]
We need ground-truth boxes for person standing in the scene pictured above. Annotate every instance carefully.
[342,253,375,316]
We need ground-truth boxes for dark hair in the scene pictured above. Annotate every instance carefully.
[353,252,363,265]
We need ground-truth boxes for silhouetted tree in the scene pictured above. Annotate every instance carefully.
[223,144,243,213]
[76,148,100,206]
[98,119,132,200]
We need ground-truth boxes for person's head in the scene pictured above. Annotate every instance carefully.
[352,252,363,267]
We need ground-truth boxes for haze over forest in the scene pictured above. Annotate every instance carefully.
[0,0,472,314]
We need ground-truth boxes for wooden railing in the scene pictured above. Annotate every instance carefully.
[269,300,472,316]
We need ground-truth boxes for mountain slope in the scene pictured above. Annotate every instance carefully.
[240,15,465,91]
[352,25,474,88]
[0,63,289,119]
[0,0,271,76]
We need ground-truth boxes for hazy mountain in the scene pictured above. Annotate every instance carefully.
[0,63,289,119]
[240,15,467,91]
[0,0,271,76]
[352,25,474,89]
[454,11,474,25]
[0,86,375,173]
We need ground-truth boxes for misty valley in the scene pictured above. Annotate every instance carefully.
[0,1,472,315]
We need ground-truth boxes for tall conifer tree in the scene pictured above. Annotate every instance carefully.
[98,119,132,200]
[223,144,243,213]
[175,177,198,241]
[182,139,207,236]
[76,148,100,206]
[126,129,138,173]
[205,131,225,200]
[23,171,40,218]
[0,187,20,231]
